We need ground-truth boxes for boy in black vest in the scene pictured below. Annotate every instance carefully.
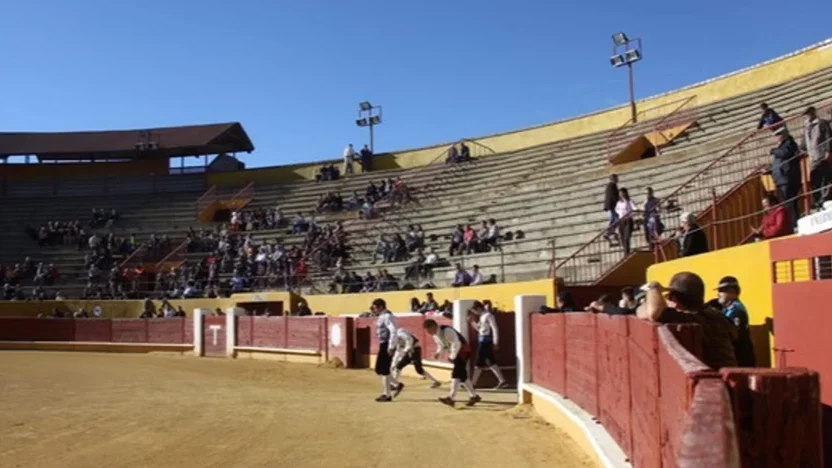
[424,319,480,407]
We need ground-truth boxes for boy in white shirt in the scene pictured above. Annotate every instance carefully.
[468,301,507,389]
[390,328,441,389]
[424,319,481,407]
[372,299,403,402]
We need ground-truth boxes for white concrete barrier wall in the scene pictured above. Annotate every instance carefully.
[514,295,546,402]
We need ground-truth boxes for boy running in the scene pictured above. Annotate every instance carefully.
[468,300,508,389]
[423,319,481,407]
[372,298,403,402]
[390,327,442,388]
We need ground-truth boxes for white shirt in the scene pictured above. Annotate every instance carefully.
[376,311,397,343]
[344,145,355,159]
[433,326,464,360]
[615,199,638,219]
[476,311,499,345]
[93,306,102,318]
[424,252,437,265]
[487,225,500,239]
[392,328,420,353]
[471,271,483,286]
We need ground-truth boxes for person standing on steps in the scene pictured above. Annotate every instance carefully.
[603,174,620,245]
[424,319,481,407]
[372,298,403,402]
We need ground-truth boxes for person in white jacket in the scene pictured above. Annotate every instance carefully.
[372,298,402,402]
[424,319,480,407]
[390,328,441,389]
[468,301,507,389]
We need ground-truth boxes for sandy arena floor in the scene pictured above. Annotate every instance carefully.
[0,352,596,468]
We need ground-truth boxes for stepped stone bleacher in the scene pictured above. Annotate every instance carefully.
[2,65,832,298]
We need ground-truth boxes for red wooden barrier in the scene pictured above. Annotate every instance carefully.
[286,317,326,351]
[565,313,599,417]
[236,316,253,347]
[628,319,662,468]
[596,314,632,456]
[721,368,822,468]
[530,313,566,395]
[111,319,148,343]
[146,318,186,343]
[74,319,112,342]
[251,316,286,348]
[677,379,740,468]
[0,318,75,341]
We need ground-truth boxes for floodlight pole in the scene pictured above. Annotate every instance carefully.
[369,122,375,154]
[628,62,637,123]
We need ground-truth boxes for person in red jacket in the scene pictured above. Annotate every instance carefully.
[752,193,794,240]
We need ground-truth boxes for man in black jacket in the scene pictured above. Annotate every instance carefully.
[770,126,802,226]
[603,174,619,243]
[678,212,708,257]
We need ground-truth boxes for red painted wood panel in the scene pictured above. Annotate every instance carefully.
[0,318,75,341]
[74,319,112,342]
[146,318,185,343]
[111,319,148,343]
[251,316,286,348]
[529,313,566,395]
[564,313,598,417]
[236,316,253,347]
[286,317,325,350]
[627,319,661,468]
[596,314,632,456]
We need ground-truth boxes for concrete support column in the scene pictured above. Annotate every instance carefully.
[225,308,237,358]
[514,295,546,403]
[193,308,207,357]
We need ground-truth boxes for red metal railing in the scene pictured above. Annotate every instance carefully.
[231,181,255,205]
[555,101,832,285]
[605,95,698,161]
[154,239,190,271]
[119,243,148,269]
[195,185,218,219]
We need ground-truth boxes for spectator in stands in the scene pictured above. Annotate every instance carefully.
[482,219,501,251]
[757,102,784,130]
[343,143,355,174]
[603,174,620,245]
[445,144,459,164]
[714,276,756,367]
[585,294,632,315]
[292,212,309,234]
[678,212,709,257]
[540,290,578,313]
[360,144,373,172]
[802,106,832,209]
[752,193,793,240]
[463,224,479,254]
[458,142,471,162]
[421,247,438,278]
[470,265,484,286]
[372,235,391,264]
[637,272,738,369]
[419,292,439,314]
[619,287,637,311]
[643,187,663,248]
[452,263,472,287]
[770,126,802,225]
[449,225,464,257]
[615,188,638,255]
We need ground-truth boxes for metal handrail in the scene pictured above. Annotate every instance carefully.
[154,239,189,271]
[195,185,218,218]
[605,95,698,160]
[119,243,147,269]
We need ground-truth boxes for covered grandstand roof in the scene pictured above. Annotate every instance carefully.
[0,122,254,161]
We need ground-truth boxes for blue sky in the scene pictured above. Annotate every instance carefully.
[1,0,831,168]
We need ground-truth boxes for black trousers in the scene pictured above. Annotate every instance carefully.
[395,347,426,375]
[475,340,496,368]
[810,160,831,207]
[375,342,392,376]
[618,218,634,255]
[451,353,469,380]
[777,184,801,226]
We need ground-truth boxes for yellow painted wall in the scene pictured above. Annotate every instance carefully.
[646,241,775,366]
[204,41,832,186]
[302,279,556,315]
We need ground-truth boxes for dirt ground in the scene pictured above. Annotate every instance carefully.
[0,352,597,468]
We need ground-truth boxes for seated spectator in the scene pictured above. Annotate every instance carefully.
[636,272,738,369]
[292,212,309,234]
[481,219,501,251]
[359,201,376,220]
[619,287,637,311]
[458,141,471,162]
[419,292,439,314]
[752,193,793,240]
[451,263,472,287]
[677,212,709,257]
[214,307,225,316]
[714,276,755,367]
[470,265,483,286]
[405,250,425,280]
[757,102,784,130]
[297,302,312,316]
[445,144,459,164]
[410,297,423,313]
[372,236,390,264]
[449,225,464,256]
[586,293,633,315]
[391,177,413,205]
[174,306,186,317]
[463,224,478,254]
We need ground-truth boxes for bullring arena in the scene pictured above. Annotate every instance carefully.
[3,38,832,468]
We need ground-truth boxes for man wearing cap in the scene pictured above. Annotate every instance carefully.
[715,276,756,367]
[770,126,802,226]
[802,106,832,209]
[637,272,738,369]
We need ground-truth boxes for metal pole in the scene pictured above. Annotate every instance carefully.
[628,62,637,123]
[369,122,375,154]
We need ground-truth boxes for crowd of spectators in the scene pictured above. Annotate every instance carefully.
[448,219,501,256]
[445,141,472,164]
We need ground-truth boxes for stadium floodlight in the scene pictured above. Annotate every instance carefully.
[612,32,629,46]
[356,101,383,153]
[609,32,643,122]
